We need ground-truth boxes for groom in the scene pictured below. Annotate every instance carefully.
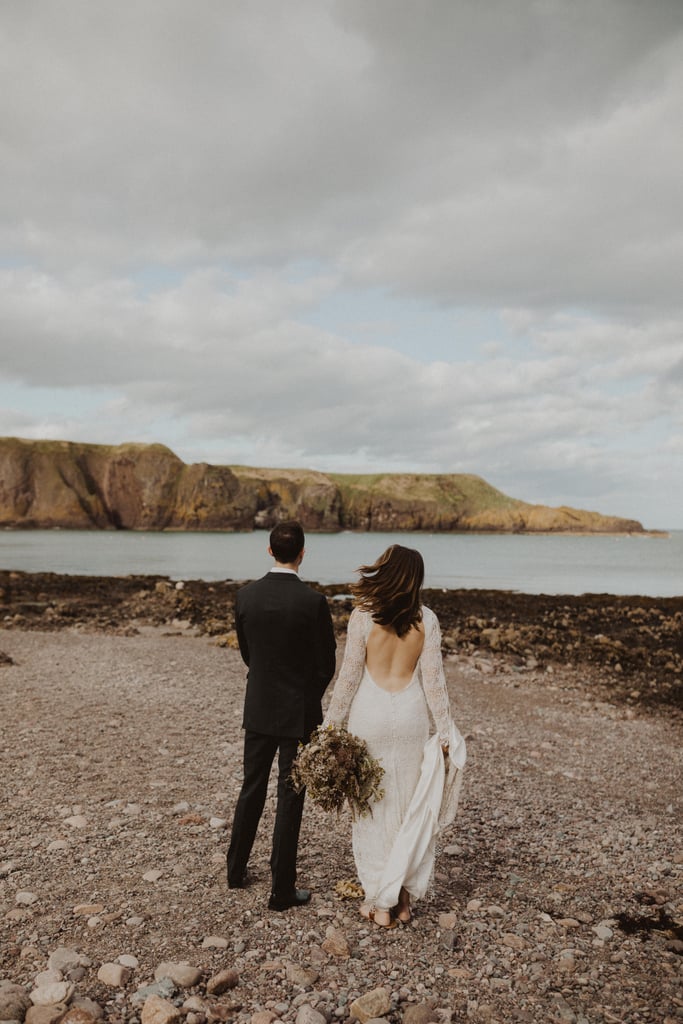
[227,519,336,910]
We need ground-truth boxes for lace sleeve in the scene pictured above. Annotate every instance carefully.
[419,607,452,743]
[323,607,368,728]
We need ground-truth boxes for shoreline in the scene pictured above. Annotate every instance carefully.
[2,570,682,711]
[1,525,671,535]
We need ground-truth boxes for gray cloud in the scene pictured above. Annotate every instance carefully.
[1,1,682,527]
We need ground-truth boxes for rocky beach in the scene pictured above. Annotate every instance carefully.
[1,572,682,1024]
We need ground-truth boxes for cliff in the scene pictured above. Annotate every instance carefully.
[0,437,645,534]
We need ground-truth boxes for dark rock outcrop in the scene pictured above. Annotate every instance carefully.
[1,570,681,709]
[0,437,646,533]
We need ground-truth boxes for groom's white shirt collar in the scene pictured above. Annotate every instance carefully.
[270,567,299,576]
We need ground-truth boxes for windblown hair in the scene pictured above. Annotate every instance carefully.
[351,544,424,638]
[269,520,305,564]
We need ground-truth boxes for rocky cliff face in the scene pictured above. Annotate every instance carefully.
[0,437,645,533]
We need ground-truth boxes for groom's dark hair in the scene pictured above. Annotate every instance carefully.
[270,520,305,564]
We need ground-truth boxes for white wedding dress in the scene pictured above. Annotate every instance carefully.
[324,605,465,912]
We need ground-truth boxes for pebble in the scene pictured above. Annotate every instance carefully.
[58,1007,102,1024]
[321,926,350,958]
[0,979,32,1020]
[486,904,506,918]
[295,1006,326,1024]
[349,988,391,1024]
[68,998,104,1021]
[47,948,89,974]
[118,954,140,969]
[16,890,39,905]
[73,903,105,916]
[142,869,163,882]
[141,994,181,1024]
[0,625,679,1024]
[402,1005,437,1024]
[202,935,229,949]
[132,980,177,1005]
[33,970,62,987]
[96,963,132,987]
[26,1004,70,1024]
[154,962,203,988]
[285,964,320,988]
[30,981,74,1006]
[64,815,88,829]
[206,968,239,995]
[250,1012,279,1024]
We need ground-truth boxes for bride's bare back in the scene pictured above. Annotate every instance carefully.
[365,621,425,692]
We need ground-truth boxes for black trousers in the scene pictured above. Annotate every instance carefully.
[227,731,305,899]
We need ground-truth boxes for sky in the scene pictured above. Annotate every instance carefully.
[1,1,682,530]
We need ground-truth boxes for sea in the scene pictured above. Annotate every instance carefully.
[1,529,681,597]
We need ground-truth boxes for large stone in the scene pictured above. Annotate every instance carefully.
[68,998,104,1021]
[96,963,131,988]
[140,995,181,1024]
[25,1005,69,1024]
[182,996,211,1013]
[403,1006,437,1024]
[349,988,391,1024]
[294,1006,326,1024]
[285,965,319,988]
[131,980,176,1006]
[206,969,239,996]
[16,890,39,905]
[47,948,89,974]
[73,904,104,917]
[0,979,32,1021]
[154,963,203,988]
[30,982,73,1006]
[33,971,62,988]
[321,926,350,958]
[58,1006,103,1024]
[206,1002,242,1022]
[250,1013,279,1024]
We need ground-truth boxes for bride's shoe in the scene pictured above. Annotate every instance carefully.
[396,887,412,924]
[360,904,397,929]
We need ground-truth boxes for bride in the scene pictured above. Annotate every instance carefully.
[323,544,464,928]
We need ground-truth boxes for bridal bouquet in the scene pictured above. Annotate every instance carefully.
[291,724,385,820]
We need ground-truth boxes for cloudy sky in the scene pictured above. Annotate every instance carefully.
[1,1,682,529]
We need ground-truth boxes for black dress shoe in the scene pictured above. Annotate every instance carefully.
[267,888,311,911]
[228,871,250,890]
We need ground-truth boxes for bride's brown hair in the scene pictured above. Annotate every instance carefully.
[351,544,424,638]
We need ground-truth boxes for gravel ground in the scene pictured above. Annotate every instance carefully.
[0,623,681,1024]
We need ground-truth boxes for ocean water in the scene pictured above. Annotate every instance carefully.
[1,529,681,597]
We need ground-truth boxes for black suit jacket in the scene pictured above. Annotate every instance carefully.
[235,571,337,739]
